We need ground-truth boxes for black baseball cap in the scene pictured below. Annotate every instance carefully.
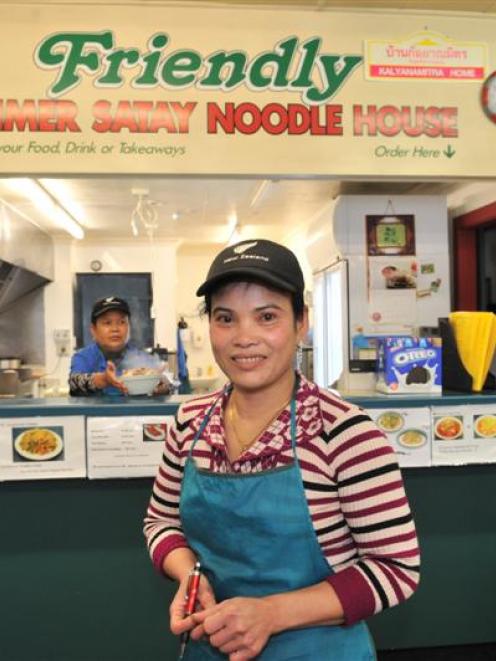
[91,296,130,323]
[196,239,305,297]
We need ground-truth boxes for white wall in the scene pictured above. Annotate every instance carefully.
[310,194,451,392]
[176,245,224,388]
[43,238,74,390]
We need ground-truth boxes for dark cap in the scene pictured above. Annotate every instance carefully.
[91,296,130,323]
[196,239,305,297]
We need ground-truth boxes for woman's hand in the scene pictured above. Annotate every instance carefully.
[170,573,217,638]
[92,361,127,393]
[191,596,274,660]
[105,360,128,392]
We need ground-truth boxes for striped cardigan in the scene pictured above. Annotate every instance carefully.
[143,373,420,625]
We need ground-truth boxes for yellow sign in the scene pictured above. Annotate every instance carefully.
[0,5,494,177]
[365,31,488,82]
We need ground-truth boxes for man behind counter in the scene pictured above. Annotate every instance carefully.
[69,296,168,396]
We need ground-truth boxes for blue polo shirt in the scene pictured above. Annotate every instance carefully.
[70,342,130,396]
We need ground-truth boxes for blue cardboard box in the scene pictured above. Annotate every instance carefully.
[376,336,442,394]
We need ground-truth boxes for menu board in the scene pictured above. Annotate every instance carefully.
[86,415,173,479]
[432,405,496,466]
[368,407,431,468]
[0,416,86,481]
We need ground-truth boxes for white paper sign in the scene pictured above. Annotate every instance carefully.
[0,416,86,481]
[87,415,173,479]
[432,405,496,465]
[368,407,431,468]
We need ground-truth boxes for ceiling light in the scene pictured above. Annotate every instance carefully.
[249,180,270,208]
[227,223,242,246]
[39,179,88,227]
[3,178,84,239]
[171,211,180,221]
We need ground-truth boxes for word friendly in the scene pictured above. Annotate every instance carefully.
[34,32,362,104]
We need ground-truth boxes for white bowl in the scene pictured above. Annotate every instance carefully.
[121,374,161,395]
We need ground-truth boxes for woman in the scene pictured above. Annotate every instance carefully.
[69,296,169,396]
[144,239,420,660]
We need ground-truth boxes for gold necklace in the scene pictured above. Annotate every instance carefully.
[227,395,291,454]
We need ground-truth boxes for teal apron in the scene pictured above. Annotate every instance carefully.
[179,393,376,660]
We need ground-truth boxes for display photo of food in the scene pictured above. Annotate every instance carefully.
[142,422,167,442]
[13,426,64,462]
[434,416,463,441]
[376,411,404,433]
[474,414,496,438]
[397,429,427,449]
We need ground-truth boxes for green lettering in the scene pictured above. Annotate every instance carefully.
[248,37,297,88]
[133,33,169,86]
[200,51,247,89]
[35,31,114,96]
[290,38,320,88]
[98,48,140,85]
[304,54,362,103]
[160,50,202,86]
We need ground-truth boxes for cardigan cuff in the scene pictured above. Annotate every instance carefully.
[326,566,376,625]
[152,535,189,577]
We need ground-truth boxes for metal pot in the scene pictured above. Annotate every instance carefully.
[16,366,33,382]
[0,357,21,369]
[0,369,19,396]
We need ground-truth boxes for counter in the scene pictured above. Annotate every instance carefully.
[1,392,495,659]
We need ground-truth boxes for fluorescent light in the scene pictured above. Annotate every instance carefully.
[226,211,241,245]
[39,179,88,227]
[249,180,270,208]
[0,203,12,241]
[4,178,84,240]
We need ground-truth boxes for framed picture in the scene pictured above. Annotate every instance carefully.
[366,214,416,256]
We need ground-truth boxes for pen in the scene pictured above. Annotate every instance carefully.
[178,561,201,660]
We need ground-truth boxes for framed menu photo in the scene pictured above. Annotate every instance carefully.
[0,416,86,481]
[366,214,416,256]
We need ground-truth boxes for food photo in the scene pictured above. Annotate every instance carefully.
[13,426,64,462]
[142,422,168,442]
[377,410,404,433]
[434,416,464,441]
[397,429,427,449]
[474,414,496,438]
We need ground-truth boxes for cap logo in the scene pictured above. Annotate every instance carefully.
[105,297,115,303]
[233,241,257,254]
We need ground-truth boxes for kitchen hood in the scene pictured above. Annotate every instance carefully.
[0,200,54,312]
[0,259,50,313]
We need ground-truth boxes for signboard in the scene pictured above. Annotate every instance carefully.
[86,415,173,479]
[365,31,487,82]
[0,415,86,481]
[368,406,431,468]
[0,4,495,176]
[431,405,496,466]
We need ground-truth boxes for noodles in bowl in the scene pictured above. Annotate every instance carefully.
[475,415,496,438]
[434,416,463,440]
[397,429,427,449]
[122,368,162,395]
[15,428,63,461]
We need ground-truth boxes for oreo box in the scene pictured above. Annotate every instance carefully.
[376,336,442,394]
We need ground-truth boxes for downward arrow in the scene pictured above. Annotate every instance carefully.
[443,145,456,158]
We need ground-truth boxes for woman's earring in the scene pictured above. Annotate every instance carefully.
[296,343,303,371]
